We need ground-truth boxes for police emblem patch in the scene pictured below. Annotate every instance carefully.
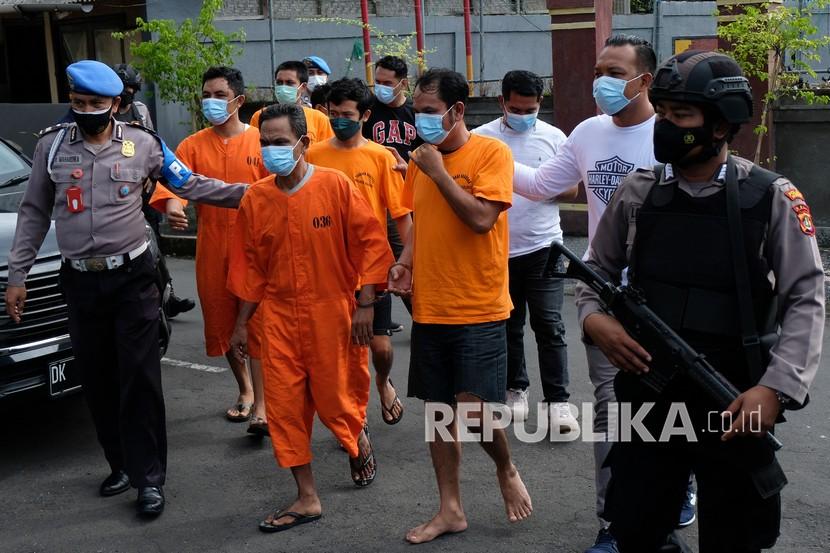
[792,204,815,236]
[121,140,135,158]
[784,188,804,202]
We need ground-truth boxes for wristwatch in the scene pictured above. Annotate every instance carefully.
[775,390,795,410]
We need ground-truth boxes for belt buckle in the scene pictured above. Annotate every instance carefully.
[86,258,107,272]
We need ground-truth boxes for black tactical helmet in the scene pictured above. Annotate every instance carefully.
[113,63,142,90]
[649,50,752,124]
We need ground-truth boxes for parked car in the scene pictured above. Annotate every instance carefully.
[0,137,170,400]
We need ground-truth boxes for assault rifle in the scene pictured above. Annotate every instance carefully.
[545,242,784,454]
[546,243,787,498]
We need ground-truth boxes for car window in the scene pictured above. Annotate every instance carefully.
[0,140,31,213]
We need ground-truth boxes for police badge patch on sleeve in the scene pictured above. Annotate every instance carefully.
[792,204,816,236]
[784,188,805,202]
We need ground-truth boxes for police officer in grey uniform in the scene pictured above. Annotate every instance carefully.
[4,60,248,518]
[576,51,824,552]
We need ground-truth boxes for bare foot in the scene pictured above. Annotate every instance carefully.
[405,510,468,544]
[377,378,403,423]
[251,402,267,424]
[497,464,532,522]
[262,494,322,528]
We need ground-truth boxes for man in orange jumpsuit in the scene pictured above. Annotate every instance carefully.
[227,103,393,533]
[306,78,412,426]
[389,69,533,544]
[149,67,269,433]
[249,60,333,145]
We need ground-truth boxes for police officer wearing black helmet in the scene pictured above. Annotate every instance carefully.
[112,63,196,319]
[576,50,824,552]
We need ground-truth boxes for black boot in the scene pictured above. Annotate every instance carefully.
[165,294,195,319]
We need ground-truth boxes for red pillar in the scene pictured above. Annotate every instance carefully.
[414,0,425,75]
[547,0,612,134]
[361,0,374,85]
[463,0,474,95]
[717,0,778,165]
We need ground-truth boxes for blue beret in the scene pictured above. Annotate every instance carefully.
[303,56,331,75]
[67,60,124,97]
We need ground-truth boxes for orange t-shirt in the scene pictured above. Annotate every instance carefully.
[306,139,410,236]
[402,134,514,324]
[249,105,334,145]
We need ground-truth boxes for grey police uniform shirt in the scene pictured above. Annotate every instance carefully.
[575,156,825,405]
[7,120,247,288]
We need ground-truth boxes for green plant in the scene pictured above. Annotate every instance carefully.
[718,0,830,163]
[297,16,435,84]
[113,0,245,132]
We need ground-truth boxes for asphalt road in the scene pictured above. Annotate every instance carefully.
[1,254,828,553]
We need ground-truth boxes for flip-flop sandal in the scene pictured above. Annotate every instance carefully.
[337,421,369,452]
[247,416,269,437]
[259,510,322,533]
[380,380,404,425]
[226,402,253,422]
[349,426,376,487]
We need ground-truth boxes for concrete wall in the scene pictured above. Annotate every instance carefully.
[613,1,717,64]
[146,0,552,147]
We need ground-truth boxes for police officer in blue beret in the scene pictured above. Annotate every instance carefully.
[5,60,248,518]
[303,55,331,93]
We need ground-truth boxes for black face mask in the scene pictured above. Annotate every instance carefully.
[653,118,721,167]
[119,91,134,107]
[73,106,113,136]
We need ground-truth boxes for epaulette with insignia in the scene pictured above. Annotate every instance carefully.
[125,121,156,135]
[38,123,70,137]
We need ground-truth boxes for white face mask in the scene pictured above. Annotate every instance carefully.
[307,75,328,92]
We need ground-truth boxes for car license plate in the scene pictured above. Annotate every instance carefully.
[48,357,81,397]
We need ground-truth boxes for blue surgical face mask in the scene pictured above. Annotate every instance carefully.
[275,85,299,105]
[504,111,538,133]
[592,74,643,116]
[415,104,458,145]
[262,138,302,176]
[375,83,400,105]
[201,97,239,126]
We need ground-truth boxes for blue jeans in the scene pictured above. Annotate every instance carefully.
[506,246,569,402]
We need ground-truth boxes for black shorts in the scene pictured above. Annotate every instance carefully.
[355,292,393,335]
[408,320,507,404]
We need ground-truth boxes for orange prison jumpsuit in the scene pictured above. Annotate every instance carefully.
[250,105,334,145]
[149,125,268,357]
[306,139,411,423]
[227,166,394,467]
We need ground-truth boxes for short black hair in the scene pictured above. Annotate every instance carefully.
[375,56,408,80]
[259,103,307,139]
[414,68,468,107]
[604,34,657,74]
[310,82,331,108]
[202,66,245,97]
[327,78,373,116]
[501,70,543,100]
[276,61,308,84]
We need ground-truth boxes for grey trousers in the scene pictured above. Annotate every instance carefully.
[586,344,618,522]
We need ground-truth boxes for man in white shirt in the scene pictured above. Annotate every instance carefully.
[512,36,696,553]
[473,70,578,434]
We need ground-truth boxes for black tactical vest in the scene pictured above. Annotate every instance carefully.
[630,164,778,387]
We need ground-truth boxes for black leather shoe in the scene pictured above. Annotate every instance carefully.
[165,295,195,319]
[137,486,165,517]
[99,470,130,497]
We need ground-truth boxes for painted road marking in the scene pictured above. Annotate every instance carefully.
[162,357,227,374]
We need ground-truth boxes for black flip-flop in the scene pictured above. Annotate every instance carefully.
[380,379,404,425]
[349,426,376,487]
[225,402,252,422]
[247,417,269,437]
[259,510,322,533]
